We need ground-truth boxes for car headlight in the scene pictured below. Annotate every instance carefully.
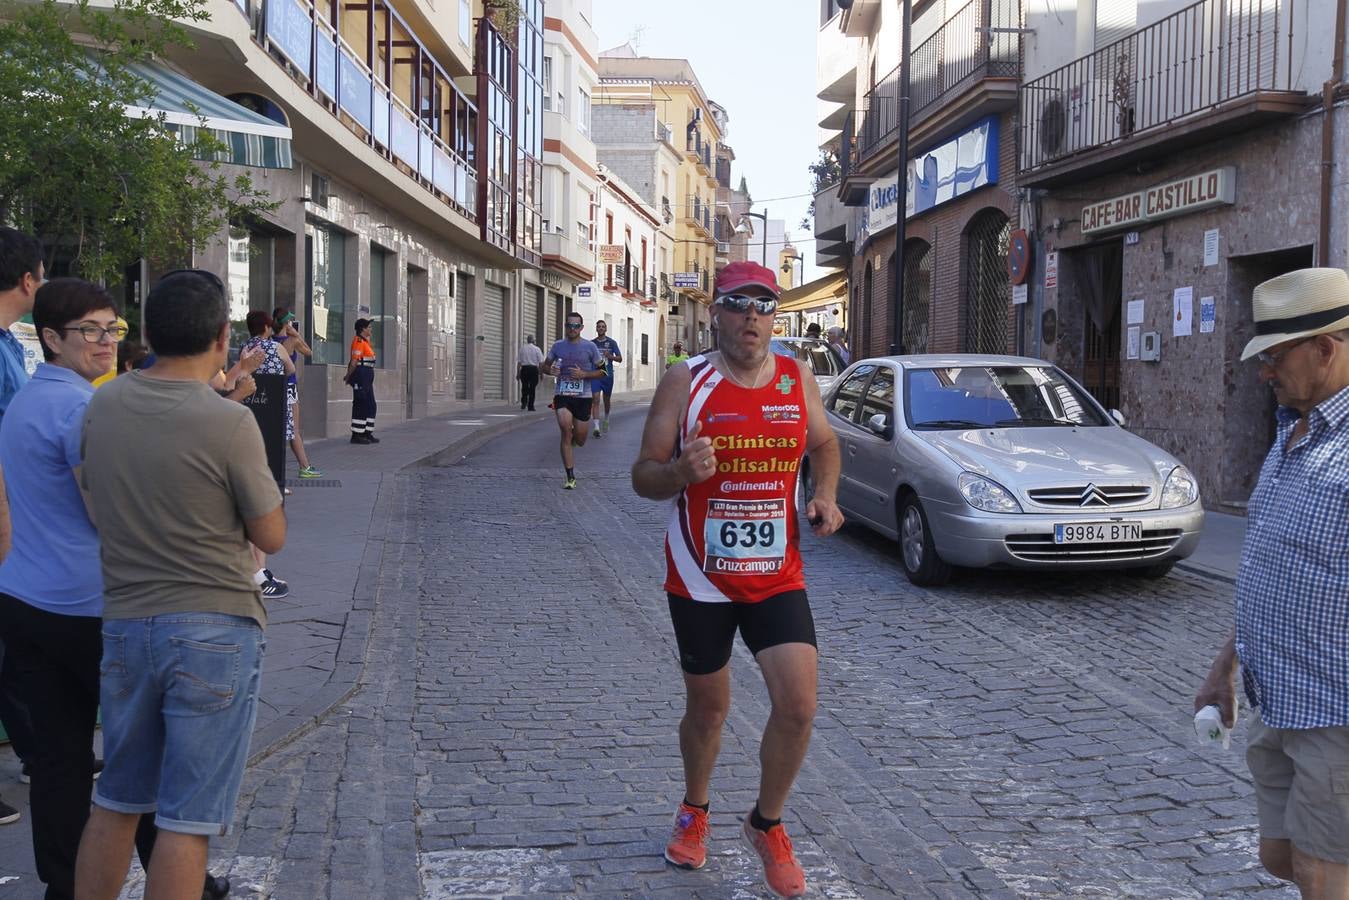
[958,472,1023,514]
[1160,465,1200,509]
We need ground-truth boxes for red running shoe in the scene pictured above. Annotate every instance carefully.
[663,802,709,870]
[742,812,806,898]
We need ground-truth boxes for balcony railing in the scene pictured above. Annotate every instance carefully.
[258,0,477,219]
[1020,0,1292,172]
[858,0,1020,162]
[661,195,674,222]
[657,121,673,145]
[660,273,673,301]
[541,231,593,276]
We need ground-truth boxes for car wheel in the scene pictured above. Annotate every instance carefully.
[898,495,952,587]
[1127,561,1175,579]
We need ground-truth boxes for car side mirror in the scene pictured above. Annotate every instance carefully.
[1109,409,1126,427]
[867,413,892,438]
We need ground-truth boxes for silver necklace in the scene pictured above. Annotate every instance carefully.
[719,352,771,390]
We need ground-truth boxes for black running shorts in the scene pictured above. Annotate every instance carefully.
[667,590,816,675]
[553,395,592,421]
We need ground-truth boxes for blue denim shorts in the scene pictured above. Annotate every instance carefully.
[94,613,265,836]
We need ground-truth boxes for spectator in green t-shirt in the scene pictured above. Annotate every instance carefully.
[665,341,689,370]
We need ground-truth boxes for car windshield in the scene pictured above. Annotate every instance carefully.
[905,365,1108,429]
[771,339,841,378]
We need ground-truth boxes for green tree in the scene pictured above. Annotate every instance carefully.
[0,0,274,284]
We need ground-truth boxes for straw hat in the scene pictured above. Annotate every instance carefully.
[1241,267,1349,360]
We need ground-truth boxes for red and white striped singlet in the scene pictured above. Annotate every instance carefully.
[664,353,809,604]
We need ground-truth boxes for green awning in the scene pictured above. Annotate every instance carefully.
[123,61,293,169]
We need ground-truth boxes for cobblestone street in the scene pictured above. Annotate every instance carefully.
[118,408,1291,898]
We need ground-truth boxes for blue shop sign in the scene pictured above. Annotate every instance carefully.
[856,116,1000,249]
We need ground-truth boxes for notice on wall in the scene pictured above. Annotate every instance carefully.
[1173,286,1194,337]
[1126,298,1145,325]
[1127,325,1141,360]
[1199,296,1216,333]
[1012,284,1028,306]
[1203,229,1220,267]
[1044,251,1059,289]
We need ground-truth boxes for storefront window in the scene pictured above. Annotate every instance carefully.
[369,246,391,368]
[228,224,278,347]
[310,224,346,365]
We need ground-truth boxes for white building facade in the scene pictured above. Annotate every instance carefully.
[572,168,665,395]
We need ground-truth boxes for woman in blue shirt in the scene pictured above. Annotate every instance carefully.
[0,279,122,898]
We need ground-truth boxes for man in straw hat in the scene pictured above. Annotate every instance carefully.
[1195,267,1349,896]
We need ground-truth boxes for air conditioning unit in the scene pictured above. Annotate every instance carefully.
[1038,79,1133,163]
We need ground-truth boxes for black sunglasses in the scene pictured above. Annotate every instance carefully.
[565,321,583,329]
[716,294,778,315]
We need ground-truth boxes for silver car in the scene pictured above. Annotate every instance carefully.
[805,354,1205,586]
[771,337,844,392]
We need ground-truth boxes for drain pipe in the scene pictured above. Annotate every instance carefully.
[1319,0,1347,264]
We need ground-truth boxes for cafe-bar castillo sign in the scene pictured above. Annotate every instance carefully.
[1081,167,1235,236]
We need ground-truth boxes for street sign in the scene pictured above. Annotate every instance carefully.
[578,285,592,298]
[598,244,624,265]
[672,272,699,289]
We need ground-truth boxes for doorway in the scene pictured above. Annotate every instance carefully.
[1222,245,1314,506]
[1070,242,1123,411]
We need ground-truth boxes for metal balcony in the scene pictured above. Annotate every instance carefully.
[1020,0,1307,185]
[857,0,1020,165]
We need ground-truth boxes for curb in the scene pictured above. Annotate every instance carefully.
[247,395,652,764]
[1175,560,1236,585]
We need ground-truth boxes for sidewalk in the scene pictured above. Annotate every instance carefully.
[251,392,654,762]
[1176,508,1247,584]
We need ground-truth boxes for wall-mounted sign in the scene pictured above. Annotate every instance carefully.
[1081,168,1235,236]
[1044,251,1059,289]
[672,272,699,289]
[598,244,624,265]
[577,285,592,298]
[856,116,1001,247]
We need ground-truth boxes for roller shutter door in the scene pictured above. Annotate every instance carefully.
[455,272,469,400]
[482,281,507,400]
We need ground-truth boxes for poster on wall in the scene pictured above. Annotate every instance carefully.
[1203,229,1220,267]
[1127,325,1141,360]
[1199,296,1216,333]
[1126,298,1145,325]
[1012,284,1028,306]
[1044,252,1059,289]
[1173,286,1194,337]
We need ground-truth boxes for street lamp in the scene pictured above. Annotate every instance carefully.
[735,210,768,269]
[780,252,803,289]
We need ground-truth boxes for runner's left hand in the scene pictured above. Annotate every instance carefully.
[805,497,843,537]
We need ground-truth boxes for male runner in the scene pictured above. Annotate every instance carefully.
[543,312,605,490]
[590,319,623,437]
[631,260,843,898]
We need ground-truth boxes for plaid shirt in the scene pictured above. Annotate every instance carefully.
[1235,383,1349,729]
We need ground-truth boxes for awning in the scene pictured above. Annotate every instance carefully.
[123,61,293,169]
[777,271,849,314]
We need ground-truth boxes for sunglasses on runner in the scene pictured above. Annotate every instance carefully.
[716,294,778,315]
[565,321,583,329]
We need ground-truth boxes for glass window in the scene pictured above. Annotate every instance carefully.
[641,332,649,365]
[577,88,591,134]
[542,57,552,110]
[770,339,841,380]
[829,365,875,423]
[858,367,895,427]
[459,0,471,45]
[904,365,1108,430]
[227,224,277,347]
[310,224,346,365]
[369,246,391,368]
